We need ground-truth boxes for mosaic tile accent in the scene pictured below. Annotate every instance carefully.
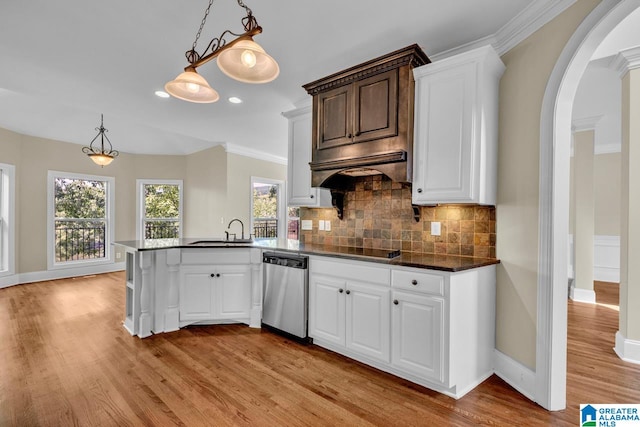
[300,175,496,258]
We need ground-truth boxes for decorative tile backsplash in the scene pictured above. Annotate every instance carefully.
[300,175,496,258]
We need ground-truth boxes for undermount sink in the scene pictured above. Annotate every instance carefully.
[188,239,254,246]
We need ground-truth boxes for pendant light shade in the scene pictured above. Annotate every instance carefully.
[89,153,115,167]
[217,39,279,83]
[164,69,220,103]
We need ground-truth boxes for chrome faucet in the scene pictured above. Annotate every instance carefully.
[227,218,245,240]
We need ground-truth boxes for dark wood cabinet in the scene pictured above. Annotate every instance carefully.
[304,45,429,188]
[318,69,398,149]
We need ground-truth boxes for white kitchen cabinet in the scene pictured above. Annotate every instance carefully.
[308,274,346,346]
[283,106,332,207]
[309,274,390,363]
[412,45,505,205]
[391,290,444,383]
[180,264,251,322]
[309,257,391,363]
[309,254,495,399]
[346,280,391,362]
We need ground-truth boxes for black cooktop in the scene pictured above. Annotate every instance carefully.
[302,244,401,259]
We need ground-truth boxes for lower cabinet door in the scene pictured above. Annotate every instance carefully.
[346,281,391,363]
[309,275,346,347]
[215,265,251,319]
[391,290,445,383]
[180,269,214,321]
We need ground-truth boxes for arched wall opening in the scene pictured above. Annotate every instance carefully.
[537,0,640,411]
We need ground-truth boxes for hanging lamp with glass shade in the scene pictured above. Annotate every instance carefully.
[164,0,279,103]
[217,38,279,83]
[82,114,119,167]
[165,68,220,103]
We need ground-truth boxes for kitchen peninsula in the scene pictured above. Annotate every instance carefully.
[115,237,498,399]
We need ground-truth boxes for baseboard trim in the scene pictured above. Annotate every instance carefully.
[614,331,640,365]
[0,262,125,289]
[493,349,536,401]
[594,266,620,283]
[569,286,596,304]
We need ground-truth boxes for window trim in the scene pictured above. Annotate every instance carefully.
[47,171,115,270]
[0,163,16,278]
[136,179,183,241]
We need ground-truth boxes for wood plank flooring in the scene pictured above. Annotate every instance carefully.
[1,274,638,426]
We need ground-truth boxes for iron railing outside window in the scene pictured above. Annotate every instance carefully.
[144,220,180,239]
[253,218,278,238]
[55,219,106,262]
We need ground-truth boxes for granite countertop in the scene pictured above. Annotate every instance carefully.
[114,238,499,272]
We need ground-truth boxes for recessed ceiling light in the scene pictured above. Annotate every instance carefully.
[155,90,170,98]
[228,96,243,104]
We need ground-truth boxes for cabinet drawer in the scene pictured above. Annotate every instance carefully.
[392,269,444,296]
[311,257,390,286]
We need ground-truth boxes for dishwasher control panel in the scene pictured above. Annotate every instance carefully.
[262,252,308,269]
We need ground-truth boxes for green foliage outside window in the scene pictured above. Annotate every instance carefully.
[54,178,107,263]
[144,184,180,239]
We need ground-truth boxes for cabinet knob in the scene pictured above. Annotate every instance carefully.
[411,279,418,285]
[210,273,215,278]
[346,290,351,295]
[216,273,220,278]
[354,131,361,137]
[339,288,344,293]
[393,299,399,305]
[417,188,423,193]
[310,194,314,199]
[347,133,353,138]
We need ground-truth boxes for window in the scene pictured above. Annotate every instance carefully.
[137,180,182,240]
[47,171,114,269]
[250,177,286,239]
[0,163,16,277]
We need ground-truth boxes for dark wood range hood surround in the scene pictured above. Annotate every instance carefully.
[303,44,430,195]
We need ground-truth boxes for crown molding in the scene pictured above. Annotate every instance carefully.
[595,142,622,155]
[612,46,640,78]
[572,115,602,132]
[493,0,578,55]
[431,0,577,61]
[223,143,288,166]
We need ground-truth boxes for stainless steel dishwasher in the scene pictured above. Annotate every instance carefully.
[262,252,309,339]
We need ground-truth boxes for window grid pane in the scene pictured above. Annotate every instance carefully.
[143,184,180,239]
[54,177,108,263]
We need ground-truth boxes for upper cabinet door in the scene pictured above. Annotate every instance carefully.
[412,45,505,205]
[283,106,332,207]
[318,85,352,149]
[353,69,398,144]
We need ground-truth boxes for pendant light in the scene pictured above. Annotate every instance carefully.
[164,0,279,103]
[82,114,119,167]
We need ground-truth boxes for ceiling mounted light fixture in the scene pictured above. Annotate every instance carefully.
[82,114,119,167]
[165,0,279,103]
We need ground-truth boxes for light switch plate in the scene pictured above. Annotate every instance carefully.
[324,220,331,231]
[431,221,441,236]
[318,220,325,231]
[301,220,313,231]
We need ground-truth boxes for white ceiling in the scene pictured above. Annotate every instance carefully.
[0,0,565,161]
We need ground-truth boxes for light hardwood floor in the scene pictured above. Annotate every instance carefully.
[1,274,638,426]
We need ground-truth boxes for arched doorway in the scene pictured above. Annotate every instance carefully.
[538,0,640,410]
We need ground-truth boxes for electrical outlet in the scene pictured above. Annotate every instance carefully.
[431,221,441,236]
[301,220,313,231]
[324,220,331,231]
[318,220,325,231]
[116,252,122,259]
